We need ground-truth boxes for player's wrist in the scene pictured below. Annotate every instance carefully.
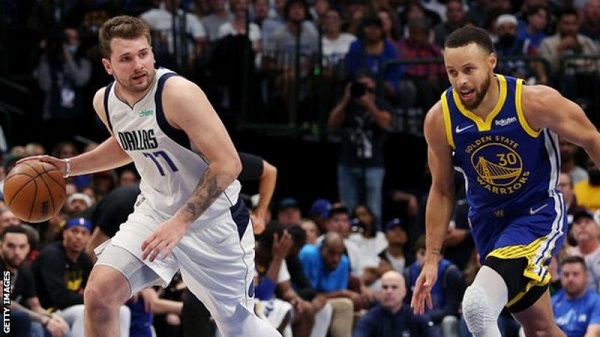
[63,158,71,178]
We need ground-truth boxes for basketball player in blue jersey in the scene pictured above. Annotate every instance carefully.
[410,25,600,337]
[19,15,281,337]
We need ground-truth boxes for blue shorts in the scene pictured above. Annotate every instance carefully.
[469,196,566,296]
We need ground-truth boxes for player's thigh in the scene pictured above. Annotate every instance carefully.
[94,243,163,299]
[511,289,564,336]
[176,198,255,320]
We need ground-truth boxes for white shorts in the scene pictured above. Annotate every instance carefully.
[95,197,255,320]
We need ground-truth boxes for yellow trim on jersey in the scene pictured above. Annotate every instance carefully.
[515,78,540,137]
[441,91,455,149]
[487,236,553,306]
[452,74,508,132]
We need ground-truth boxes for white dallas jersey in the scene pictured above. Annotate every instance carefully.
[103,68,241,219]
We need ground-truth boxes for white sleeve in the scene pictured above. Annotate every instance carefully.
[277,259,290,283]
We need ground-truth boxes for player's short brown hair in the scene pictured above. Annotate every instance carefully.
[98,15,151,59]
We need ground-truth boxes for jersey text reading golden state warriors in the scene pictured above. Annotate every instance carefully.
[442,75,560,215]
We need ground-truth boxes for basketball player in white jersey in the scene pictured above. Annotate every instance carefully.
[20,15,282,337]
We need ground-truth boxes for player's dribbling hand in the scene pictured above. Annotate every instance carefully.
[141,217,188,262]
[410,262,438,315]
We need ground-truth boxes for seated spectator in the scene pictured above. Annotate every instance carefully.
[255,222,331,337]
[66,192,93,216]
[276,197,303,228]
[33,216,131,337]
[567,209,600,292]
[378,218,410,274]
[395,18,446,110]
[538,7,599,110]
[308,198,332,235]
[1,226,70,337]
[300,217,321,245]
[574,157,600,212]
[404,236,464,337]
[299,232,370,337]
[348,203,388,288]
[353,270,441,337]
[552,255,600,337]
[493,14,547,84]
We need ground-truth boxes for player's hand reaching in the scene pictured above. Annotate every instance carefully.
[142,217,189,262]
[410,261,439,315]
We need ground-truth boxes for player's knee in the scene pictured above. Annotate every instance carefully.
[462,285,498,334]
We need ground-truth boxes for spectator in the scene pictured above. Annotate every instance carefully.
[493,14,547,84]
[378,218,410,274]
[250,0,270,28]
[579,0,600,49]
[139,0,207,70]
[276,197,303,228]
[262,0,320,123]
[552,255,600,337]
[299,232,365,337]
[560,138,589,184]
[568,209,600,292]
[327,73,392,226]
[32,216,131,337]
[33,27,92,146]
[433,0,466,49]
[1,226,70,337]
[255,222,331,337]
[559,171,581,222]
[404,236,464,337]
[574,157,600,212]
[217,0,262,58]
[300,217,321,245]
[353,270,441,337]
[377,8,401,44]
[538,7,599,106]
[201,0,233,42]
[395,17,446,111]
[516,4,549,51]
[66,192,93,216]
[344,14,402,98]
[308,198,332,235]
[322,6,356,66]
[348,203,388,288]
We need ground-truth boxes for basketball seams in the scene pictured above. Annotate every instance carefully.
[4,161,66,223]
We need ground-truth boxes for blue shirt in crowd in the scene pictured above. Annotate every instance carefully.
[552,289,600,337]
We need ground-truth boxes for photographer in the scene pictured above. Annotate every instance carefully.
[327,74,393,229]
[34,27,92,146]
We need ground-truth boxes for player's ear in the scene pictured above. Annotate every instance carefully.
[489,52,498,70]
[102,58,113,75]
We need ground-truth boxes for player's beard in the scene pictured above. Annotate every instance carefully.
[461,75,490,111]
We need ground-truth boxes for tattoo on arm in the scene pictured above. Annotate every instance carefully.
[181,167,224,222]
[431,248,442,255]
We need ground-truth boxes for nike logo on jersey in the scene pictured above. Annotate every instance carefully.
[455,124,475,133]
[530,204,548,215]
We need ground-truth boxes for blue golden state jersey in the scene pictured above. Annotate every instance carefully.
[442,74,561,216]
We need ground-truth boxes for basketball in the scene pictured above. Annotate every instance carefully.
[3,161,66,223]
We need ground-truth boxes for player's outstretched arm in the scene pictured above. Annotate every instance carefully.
[411,101,456,314]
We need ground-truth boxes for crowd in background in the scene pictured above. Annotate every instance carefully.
[2,0,600,336]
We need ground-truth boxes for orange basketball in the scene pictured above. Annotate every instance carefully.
[4,161,66,223]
